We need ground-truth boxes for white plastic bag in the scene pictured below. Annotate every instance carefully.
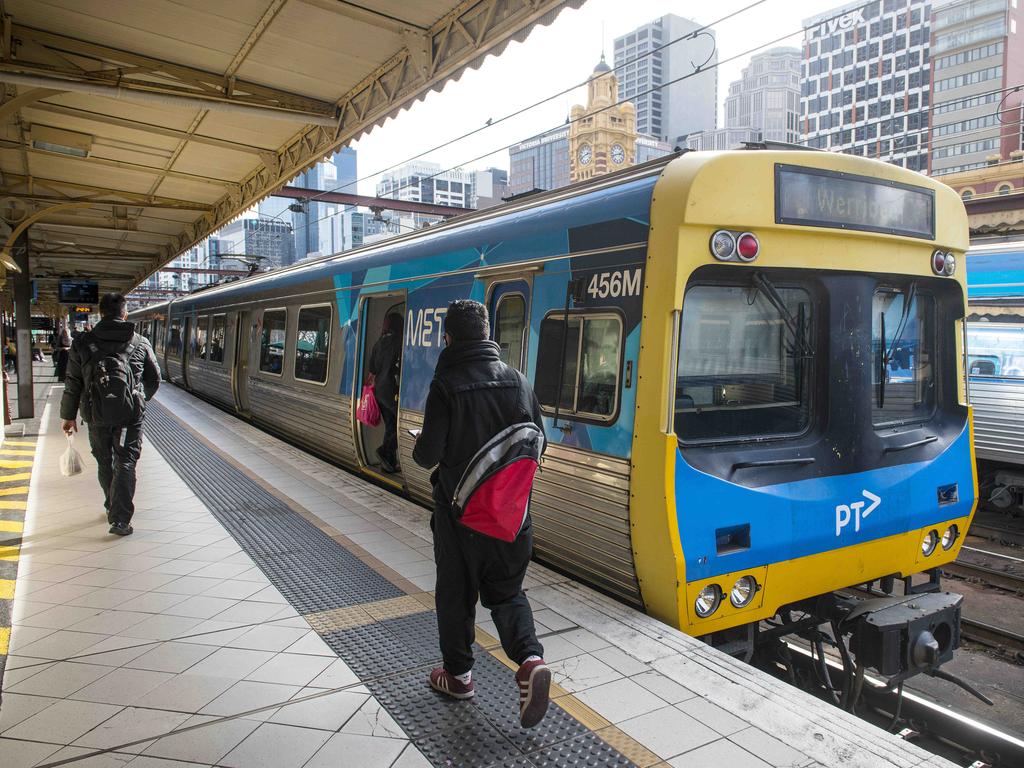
[60,432,83,477]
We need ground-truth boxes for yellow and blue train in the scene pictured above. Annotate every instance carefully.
[131,148,975,683]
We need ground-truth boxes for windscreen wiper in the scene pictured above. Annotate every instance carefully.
[751,273,814,359]
[877,282,917,410]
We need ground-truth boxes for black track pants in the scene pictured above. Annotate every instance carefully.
[432,505,543,675]
[87,421,144,525]
[377,397,398,465]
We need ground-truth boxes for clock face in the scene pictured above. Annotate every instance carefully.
[611,144,625,164]
[578,144,593,166]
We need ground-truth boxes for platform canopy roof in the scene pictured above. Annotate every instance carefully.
[0,0,583,303]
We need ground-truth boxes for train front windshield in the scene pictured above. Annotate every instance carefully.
[676,280,812,442]
[674,268,964,457]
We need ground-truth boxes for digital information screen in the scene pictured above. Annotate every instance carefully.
[58,280,99,304]
[775,164,935,240]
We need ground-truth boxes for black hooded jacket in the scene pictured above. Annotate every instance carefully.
[60,318,161,423]
[413,339,545,507]
[368,329,401,404]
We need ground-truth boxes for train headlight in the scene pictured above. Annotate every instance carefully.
[729,575,757,608]
[943,252,956,276]
[921,529,939,557]
[694,584,722,618]
[941,524,959,550]
[710,230,736,261]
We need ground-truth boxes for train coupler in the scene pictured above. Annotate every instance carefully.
[846,591,962,682]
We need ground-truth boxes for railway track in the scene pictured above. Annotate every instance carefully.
[943,545,1024,594]
[961,616,1024,661]
[969,515,1024,549]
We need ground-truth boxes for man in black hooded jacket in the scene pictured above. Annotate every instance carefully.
[61,293,161,536]
[413,299,551,728]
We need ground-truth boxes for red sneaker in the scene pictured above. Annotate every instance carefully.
[428,667,475,700]
[515,658,550,728]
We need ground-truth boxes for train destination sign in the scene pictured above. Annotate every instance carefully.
[775,164,935,240]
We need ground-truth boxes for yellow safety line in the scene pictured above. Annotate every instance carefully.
[0,520,23,532]
[0,450,35,456]
[0,459,32,469]
[0,473,32,483]
[0,579,13,600]
[0,486,28,496]
[0,500,27,510]
[0,626,9,655]
[0,545,18,561]
[2,441,34,447]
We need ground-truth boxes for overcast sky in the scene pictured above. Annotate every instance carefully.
[343,0,844,196]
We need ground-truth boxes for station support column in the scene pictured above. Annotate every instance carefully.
[12,233,32,419]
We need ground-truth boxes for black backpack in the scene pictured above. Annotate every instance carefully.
[86,337,139,426]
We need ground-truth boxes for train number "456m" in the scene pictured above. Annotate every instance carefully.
[586,269,641,300]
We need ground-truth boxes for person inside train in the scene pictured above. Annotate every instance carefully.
[412,299,551,729]
[369,311,403,473]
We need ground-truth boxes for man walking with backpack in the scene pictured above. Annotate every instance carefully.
[61,293,161,536]
[413,300,551,728]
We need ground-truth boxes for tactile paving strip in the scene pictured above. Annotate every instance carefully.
[146,401,636,767]
[146,403,403,612]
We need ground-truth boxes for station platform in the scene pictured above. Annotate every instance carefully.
[0,375,958,768]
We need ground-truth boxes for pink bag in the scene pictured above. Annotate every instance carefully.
[357,377,381,427]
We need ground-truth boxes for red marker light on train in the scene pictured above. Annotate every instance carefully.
[736,233,760,262]
[932,250,947,275]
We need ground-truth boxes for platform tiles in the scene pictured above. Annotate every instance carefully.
[0,384,958,768]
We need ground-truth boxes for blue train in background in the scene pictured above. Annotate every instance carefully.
[965,236,1024,514]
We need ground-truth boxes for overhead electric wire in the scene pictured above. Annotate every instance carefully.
[215,0,773,262]
[201,0,1022,269]
[273,13,813,250]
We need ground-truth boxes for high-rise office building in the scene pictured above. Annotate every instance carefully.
[613,15,718,145]
[800,0,933,172]
[507,127,570,197]
[686,47,801,150]
[376,161,474,230]
[928,0,1023,175]
[289,147,357,263]
[474,168,509,209]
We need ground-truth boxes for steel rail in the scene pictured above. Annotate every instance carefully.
[961,617,1024,658]
[942,561,1024,594]
[784,641,1024,767]
[970,521,1024,549]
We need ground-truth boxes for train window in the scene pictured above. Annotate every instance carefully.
[535,313,622,421]
[195,316,209,360]
[259,309,287,375]
[210,315,226,363]
[967,325,1024,378]
[168,318,182,359]
[154,319,164,354]
[872,289,935,426]
[295,305,331,384]
[675,284,813,443]
[494,294,526,372]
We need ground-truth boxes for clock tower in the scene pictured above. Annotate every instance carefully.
[569,54,636,183]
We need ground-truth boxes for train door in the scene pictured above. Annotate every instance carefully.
[489,280,530,373]
[181,315,192,389]
[232,311,251,416]
[355,293,406,483]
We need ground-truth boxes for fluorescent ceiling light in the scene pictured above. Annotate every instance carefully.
[29,125,93,157]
